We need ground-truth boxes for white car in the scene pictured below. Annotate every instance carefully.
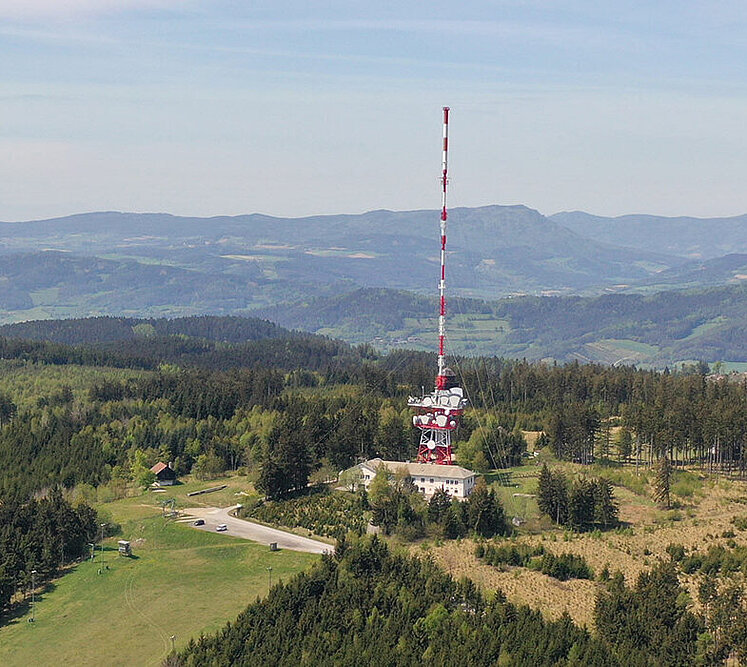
[216,524,228,532]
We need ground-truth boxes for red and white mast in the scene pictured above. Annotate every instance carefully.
[408,107,468,465]
[436,106,449,390]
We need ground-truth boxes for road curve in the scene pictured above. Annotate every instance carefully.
[183,506,332,555]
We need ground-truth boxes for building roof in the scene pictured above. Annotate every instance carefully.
[361,458,475,480]
[150,462,170,474]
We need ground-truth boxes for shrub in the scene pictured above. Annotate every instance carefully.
[242,488,367,539]
[479,543,545,567]
[666,543,686,562]
[532,552,594,581]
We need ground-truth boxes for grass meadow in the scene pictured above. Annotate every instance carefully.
[0,490,318,667]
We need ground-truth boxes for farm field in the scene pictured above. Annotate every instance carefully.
[422,461,747,628]
[0,489,318,667]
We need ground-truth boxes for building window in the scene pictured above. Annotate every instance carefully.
[429,478,434,483]
[421,477,425,482]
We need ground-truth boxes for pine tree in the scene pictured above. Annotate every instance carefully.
[615,428,633,462]
[427,488,452,524]
[537,464,555,517]
[593,478,618,528]
[551,470,569,525]
[537,464,569,525]
[256,458,284,499]
[568,479,595,530]
[466,482,506,538]
[652,456,672,509]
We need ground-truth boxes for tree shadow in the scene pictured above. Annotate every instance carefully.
[0,579,58,628]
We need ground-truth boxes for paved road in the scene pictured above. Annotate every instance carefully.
[183,506,332,555]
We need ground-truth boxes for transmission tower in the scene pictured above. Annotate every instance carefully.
[408,107,468,464]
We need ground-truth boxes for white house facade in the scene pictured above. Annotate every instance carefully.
[351,458,477,499]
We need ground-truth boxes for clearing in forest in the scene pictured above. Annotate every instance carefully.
[0,496,318,667]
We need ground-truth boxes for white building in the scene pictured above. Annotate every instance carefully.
[351,458,477,499]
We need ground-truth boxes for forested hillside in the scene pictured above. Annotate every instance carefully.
[0,319,745,662]
[254,284,747,365]
[170,537,617,666]
[0,316,360,373]
[632,253,747,291]
[0,315,296,346]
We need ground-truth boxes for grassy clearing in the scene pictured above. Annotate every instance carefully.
[0,494,318,667]
[422,462,747,628]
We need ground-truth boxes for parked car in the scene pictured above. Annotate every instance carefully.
[216,524,228,532]
[193,519,205,526]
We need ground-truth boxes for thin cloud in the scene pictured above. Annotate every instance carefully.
[0,0,183,19]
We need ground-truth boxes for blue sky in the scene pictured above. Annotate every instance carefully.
[1,1,746,220]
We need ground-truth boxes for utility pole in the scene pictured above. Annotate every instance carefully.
[267,566,272,589]
[170,635,176,652]
[30,569,37,623]
[100,523,107,570]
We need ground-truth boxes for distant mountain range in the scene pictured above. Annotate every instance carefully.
[1,205,742,311]
[0,205,744,365]
[550,211,747,260]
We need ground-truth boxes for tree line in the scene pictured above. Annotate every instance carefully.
[168,536,616,666]
[0,489,98,613]
[537,464,619,530]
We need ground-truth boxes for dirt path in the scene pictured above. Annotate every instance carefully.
[182,506,332,555]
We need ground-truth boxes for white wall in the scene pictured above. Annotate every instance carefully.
[357,464,475,498]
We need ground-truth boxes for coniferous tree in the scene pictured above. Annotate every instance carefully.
[568,479,595,530]
[0,392,17,426]
[537,464,556,517]
[593,478,619,528]
[652,455,673,509]
[550,470,570,525]
[256,458,284,500]
[466,481,507,538]
[427,488,452,525]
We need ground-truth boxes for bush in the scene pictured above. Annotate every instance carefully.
[670,471,703,499]
[242,488,367,540]
[530,552,594,581]
[479,543,545,568]
[666,543,686,562]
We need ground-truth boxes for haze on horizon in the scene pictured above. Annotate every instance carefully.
[1,1,746,222]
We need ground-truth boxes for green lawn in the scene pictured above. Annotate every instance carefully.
[484,465,541,523]
[0,501,318,667]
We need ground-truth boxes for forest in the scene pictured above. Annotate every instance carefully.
[168,535,732,666]
[0,315,745,662]
[0,489,98,613]
[168,536,617,666]
[0,316,745,502]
